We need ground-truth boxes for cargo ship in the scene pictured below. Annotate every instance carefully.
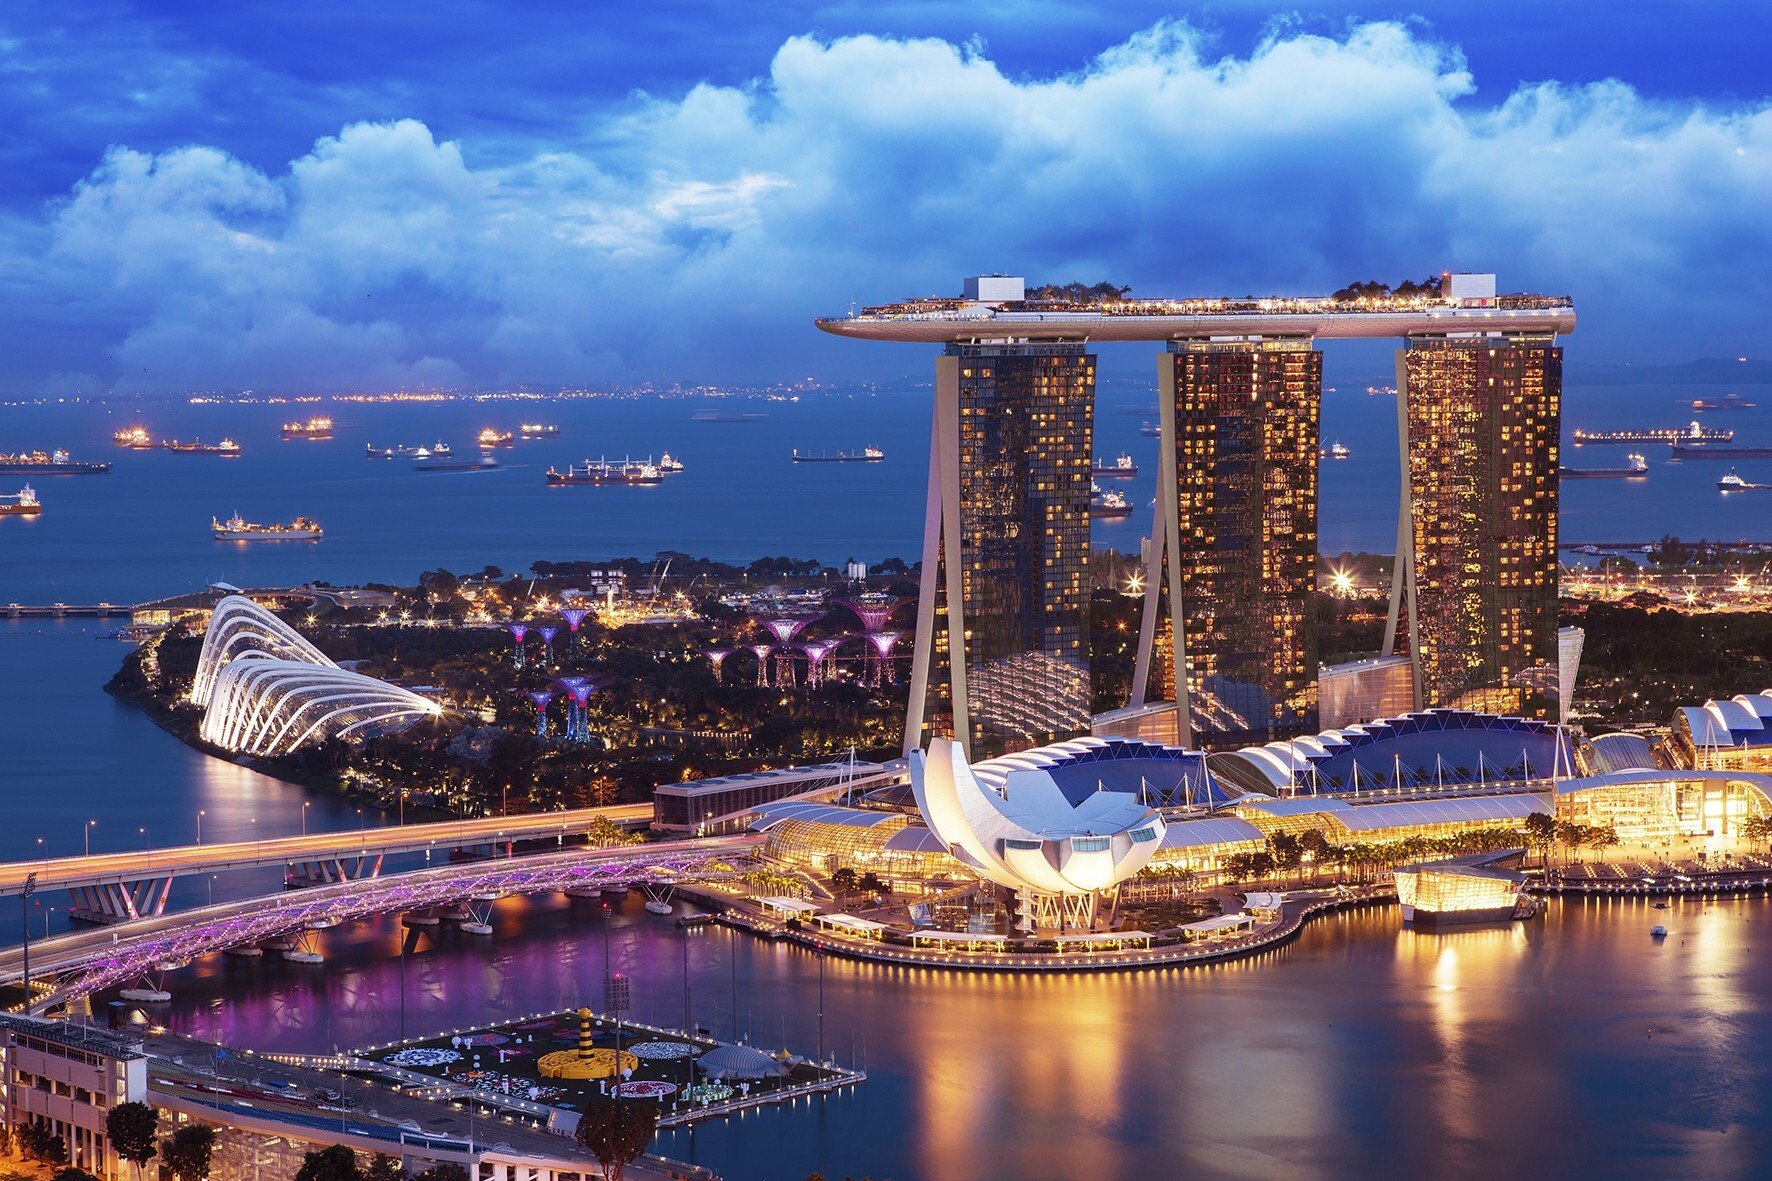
[1091,488,1132,519]
[113,426,154,449]
[281,416,334,438]
[1572,422,1733,445]
[691,410,767,423]
[545,458,663,486]
[1320,442,1351,460]
[519,423,560,438]
[413,452,498,472]
[1138,421,1160,438]
[165,438,241,455]
[365,443,425,459]
[477,428,515,448]
[1672,437,1772,460]
[659,452,685,473]
[1690,392,1756,411]
[1092,454,1138,478]
[1560,453,1649,479]
[212,512,322,540]
[0,450,111,475]
[0,484,41,517]
[791,447,883,463]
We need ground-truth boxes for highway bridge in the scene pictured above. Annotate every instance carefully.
[0,803,653,922]
[1,833,760,1013]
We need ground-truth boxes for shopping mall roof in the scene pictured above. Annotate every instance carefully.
[969,735,1231,807]
[748,800,902,831]
[1235,793,1548,831]
[1585,732,1662,776]
[1677,693,1772,749]
[1158,816,1266,849]
[1552,768,1772,798]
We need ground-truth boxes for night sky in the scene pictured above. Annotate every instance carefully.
[3,2,1767,392]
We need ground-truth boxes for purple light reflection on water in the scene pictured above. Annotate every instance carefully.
[144,890,1772,1181]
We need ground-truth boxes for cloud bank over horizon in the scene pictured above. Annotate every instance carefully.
[5,20,1770,395]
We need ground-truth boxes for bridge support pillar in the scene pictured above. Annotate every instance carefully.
[68,878,172,925]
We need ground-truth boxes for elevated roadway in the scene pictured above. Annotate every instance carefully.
[1,833,760,1013]
[0,803,652,921]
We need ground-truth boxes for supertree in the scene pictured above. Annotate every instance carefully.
[560,607,589,653]
[705,649,731,684]
[528,689,556,738]
[555,676,589,741]
[566,682,595,743]
[507,624,529,670]
[749,643,774,688]
[799,640,835,688]
[867,631,902,685]
[833,597,908,632]
[536,626,558,667]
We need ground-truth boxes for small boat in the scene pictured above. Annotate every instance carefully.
[1561,454,1650,479]
[1717,471,1772,492]
[477,428,514,449]
[1651,925,1668,939]
[644,900,673,916]
[1091,454,1138,478]
[790,447,883,463]
[1652,902,1670,910]
[213,513,323,541]
[0,484,42,517]
[1138,421,1160,437]
[281,416,334,439]
[1690,392,1756,411]
[1319,442,1351,460]
[519,423,560,437]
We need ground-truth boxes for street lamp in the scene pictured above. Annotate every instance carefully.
[84,819,96,857]
[197,809,206,845]
[302,802,311,836]
[139,826,150,850]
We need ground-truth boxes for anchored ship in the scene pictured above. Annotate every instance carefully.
[519,423,560,438]
[0,484,41,517]
[113,426,154,449]
[281,416,334,438]
[1573,422,1733,445]
[165,438,241,455]
[659,452,685,473]
[1560,453,1649,479]
[212,512,322,540]
[365,443,426,459]
[1091,488,1132,519]
[791,447,883,463]
[1671,435,1772,459]
[477,428,515,448]
[545,458,664,485]
[1718,471,1772,492]
[1091,454,1138,477]
[1319,442,1351,460]
[1690,392,1756,411]
[0,450,111,475]
[413,452,498,472]
[1138,421,1160,438]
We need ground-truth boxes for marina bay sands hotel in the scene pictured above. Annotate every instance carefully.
[817,273,1576,761]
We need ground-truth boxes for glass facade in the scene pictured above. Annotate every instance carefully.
[1166,339,1321,746]
[926,343,1095,759]
[1403,335,1561,717]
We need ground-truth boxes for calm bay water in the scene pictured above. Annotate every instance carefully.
[144,890,1772,1181]
[3,379,1769,604]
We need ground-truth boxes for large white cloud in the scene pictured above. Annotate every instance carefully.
[7,20,1770,393]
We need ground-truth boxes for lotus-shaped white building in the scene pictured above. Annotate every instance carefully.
[192,596,440,756]
[910,737,1166,931]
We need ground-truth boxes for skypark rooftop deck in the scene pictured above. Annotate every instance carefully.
[817,286,1575,344]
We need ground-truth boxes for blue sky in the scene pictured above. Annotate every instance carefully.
[2,2,1768,393]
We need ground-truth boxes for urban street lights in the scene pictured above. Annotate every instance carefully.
[302,802,311,836]
[196,809,206,845]
[84,819,96,857]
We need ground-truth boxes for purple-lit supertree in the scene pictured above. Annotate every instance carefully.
[762,620,811,689]
[556,676,589,740]
[528,689,556,738]
[508,624,529,670]
[705,649,731,684]
[799,640,834,688]
[866,631,902,685]
[749,643,774,688]
[560,608,588,654]
[566,682,595,743]
[536,626,558,667]
[834,598,907,633]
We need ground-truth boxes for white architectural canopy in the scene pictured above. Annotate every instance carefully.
[909,737,1166,896]
[191,595,336,706]
[199,658,441,757]
[191,596,439,756]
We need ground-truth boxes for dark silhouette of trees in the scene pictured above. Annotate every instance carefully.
[295,1145,361,1181]
[574,1100,658,1181]
[105,1102,158,1178]
[161,1124,216,1181]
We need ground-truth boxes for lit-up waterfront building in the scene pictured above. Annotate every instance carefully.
[1554,769,1772,850]
[1667,692,1772,772]
[1387,319,1564,718]
[819,273,1575,754]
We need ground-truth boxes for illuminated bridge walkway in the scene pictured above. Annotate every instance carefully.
[0,803,652,923]
[0,834,760,1014]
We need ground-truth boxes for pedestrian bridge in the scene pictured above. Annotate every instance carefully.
[0,833,760,1014]
[0,803,652,923]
